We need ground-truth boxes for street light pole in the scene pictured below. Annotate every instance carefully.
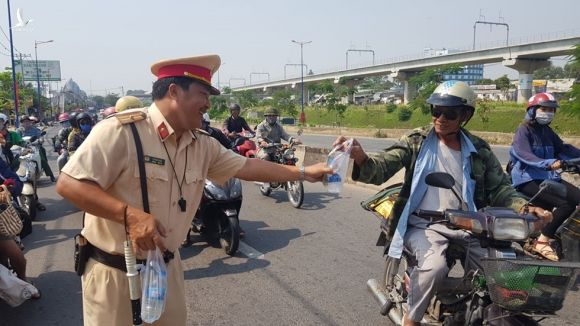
[35,39,54,121]
[292,40,311,124]
[6,0,20,126]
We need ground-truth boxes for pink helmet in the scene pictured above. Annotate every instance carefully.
[58,112,70,122]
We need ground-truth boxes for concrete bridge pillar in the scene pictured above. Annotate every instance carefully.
[502,58,550,103]
[392,71,418,104]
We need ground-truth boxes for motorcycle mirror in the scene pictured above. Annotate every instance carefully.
[425,172,455,189]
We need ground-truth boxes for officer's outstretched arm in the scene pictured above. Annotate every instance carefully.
[235,159,332,183]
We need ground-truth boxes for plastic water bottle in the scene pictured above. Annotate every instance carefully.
[141,249,168,323]
[326,139,353,194]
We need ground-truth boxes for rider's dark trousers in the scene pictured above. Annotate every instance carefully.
[404,214,486,322]
[519,180,580,238]
[38,146,55,180]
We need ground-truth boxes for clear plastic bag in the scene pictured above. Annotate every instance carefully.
[326,138,353,193]
[141,248,167,323]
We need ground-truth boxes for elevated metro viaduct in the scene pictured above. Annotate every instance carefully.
[231,36,580,104]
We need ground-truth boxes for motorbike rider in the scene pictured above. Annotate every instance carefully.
[18,115,56,183]
[115,95,143,113]
[222,103,253,140]
[509,92,580,261]
[256,107,301,161]
[0,113,23,170]
[0,156,40,299]
[68,112,94,155]
[333,81,550,326]
[202,113,233,149]
[54,113,73,151]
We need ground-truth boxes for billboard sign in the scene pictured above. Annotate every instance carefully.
[14,60,61,81]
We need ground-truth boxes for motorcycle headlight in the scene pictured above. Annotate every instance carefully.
[205,180,228,200]
[491,217,529,241]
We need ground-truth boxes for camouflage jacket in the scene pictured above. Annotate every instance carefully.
[67,128,88,154]
[353,125,527,247]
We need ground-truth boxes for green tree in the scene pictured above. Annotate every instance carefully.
[561,44,580,117]
[476,78,494,85]
[494,75,512,93]
[271,90,297,117]
[210,95,228,116]
[0,71,37,114]
[408,64,463,114]
[533,65,565,79]
[104,94,120,107]
[221,86,232,95]
[91,95,105,108]
[233,90,258,109]
[359,76,394,92]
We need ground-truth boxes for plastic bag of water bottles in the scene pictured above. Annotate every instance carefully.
[326,138,354,193]
[141,247,167,323]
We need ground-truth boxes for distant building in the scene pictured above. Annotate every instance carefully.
[423,48,484,85]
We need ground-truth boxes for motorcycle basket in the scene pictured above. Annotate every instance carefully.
[481,258,578,312]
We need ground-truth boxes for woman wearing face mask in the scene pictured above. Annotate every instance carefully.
[509,92,580,261]
[68,112,94,156]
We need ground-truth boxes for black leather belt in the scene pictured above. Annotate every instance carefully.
[88,242,175,272]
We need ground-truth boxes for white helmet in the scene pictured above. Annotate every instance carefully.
[427,80,476,111]
[0,113,7,122]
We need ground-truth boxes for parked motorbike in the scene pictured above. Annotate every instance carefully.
[184,177,243,256]
[232,131,257,158]
[258,141,304,208]
[365,172,580,325]
[10,134,44,220]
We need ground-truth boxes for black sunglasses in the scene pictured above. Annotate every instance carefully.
[431,107,461,120]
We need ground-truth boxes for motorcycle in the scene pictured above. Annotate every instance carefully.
[10,134,44,220]
[258,141,304,209]
[365,172,580,325]
[52,134,69,173]
[232,131,257,158]
[184,177,243,256]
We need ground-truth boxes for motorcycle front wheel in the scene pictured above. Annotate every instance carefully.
[218,216,240,256]
[287,181,304,208]
[20,194,37,221]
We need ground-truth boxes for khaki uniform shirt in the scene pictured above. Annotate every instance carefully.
[63,104,246,254]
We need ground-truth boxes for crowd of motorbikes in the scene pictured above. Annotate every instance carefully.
[2,118,579,325]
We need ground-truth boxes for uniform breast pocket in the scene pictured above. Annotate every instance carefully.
[133,165,169,205]
[184,169,204,209]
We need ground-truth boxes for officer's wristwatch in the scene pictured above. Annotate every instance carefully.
[299,165,305,182]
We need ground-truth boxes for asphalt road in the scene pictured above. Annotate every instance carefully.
[0,127,576,326]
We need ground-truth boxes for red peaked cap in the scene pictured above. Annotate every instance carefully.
[151,55,221,95]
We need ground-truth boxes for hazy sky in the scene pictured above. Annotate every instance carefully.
[1,0,579,95]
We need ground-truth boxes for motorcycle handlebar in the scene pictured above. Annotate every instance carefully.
[415,209,445,219]
[561,158,580,173]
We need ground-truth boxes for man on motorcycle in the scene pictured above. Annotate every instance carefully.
[0,113,23,170]
[222,103,253,140]
[509,93,580,261]
[334,81,550,326]
[256,107,301,161]
[202,113,232,149]
[68,112,94,155]
[18,115,56,182]
[55,113,73,151]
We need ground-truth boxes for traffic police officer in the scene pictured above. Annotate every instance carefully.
[57,54,331,325]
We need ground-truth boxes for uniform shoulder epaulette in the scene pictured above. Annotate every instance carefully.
[114,109,147,125]
[194,128,210,136]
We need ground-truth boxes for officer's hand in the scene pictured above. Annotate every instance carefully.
[304,162,335,182]
[332,136,368,166]
[550,160,561,171]
[125,206,167,252]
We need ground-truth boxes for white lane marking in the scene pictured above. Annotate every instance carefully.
[238,241,265,259]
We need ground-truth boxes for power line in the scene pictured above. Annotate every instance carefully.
[0,25,9,42]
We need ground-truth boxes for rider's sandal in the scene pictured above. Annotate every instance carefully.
[531,239,559,261]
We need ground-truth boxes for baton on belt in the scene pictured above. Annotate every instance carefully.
[124,239,142,326]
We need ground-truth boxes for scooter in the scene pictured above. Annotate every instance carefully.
[10,134,44,220]
[258,141,304,208]
[365,172,580,325]
[184,177,243,256]
[232,131,257,158]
